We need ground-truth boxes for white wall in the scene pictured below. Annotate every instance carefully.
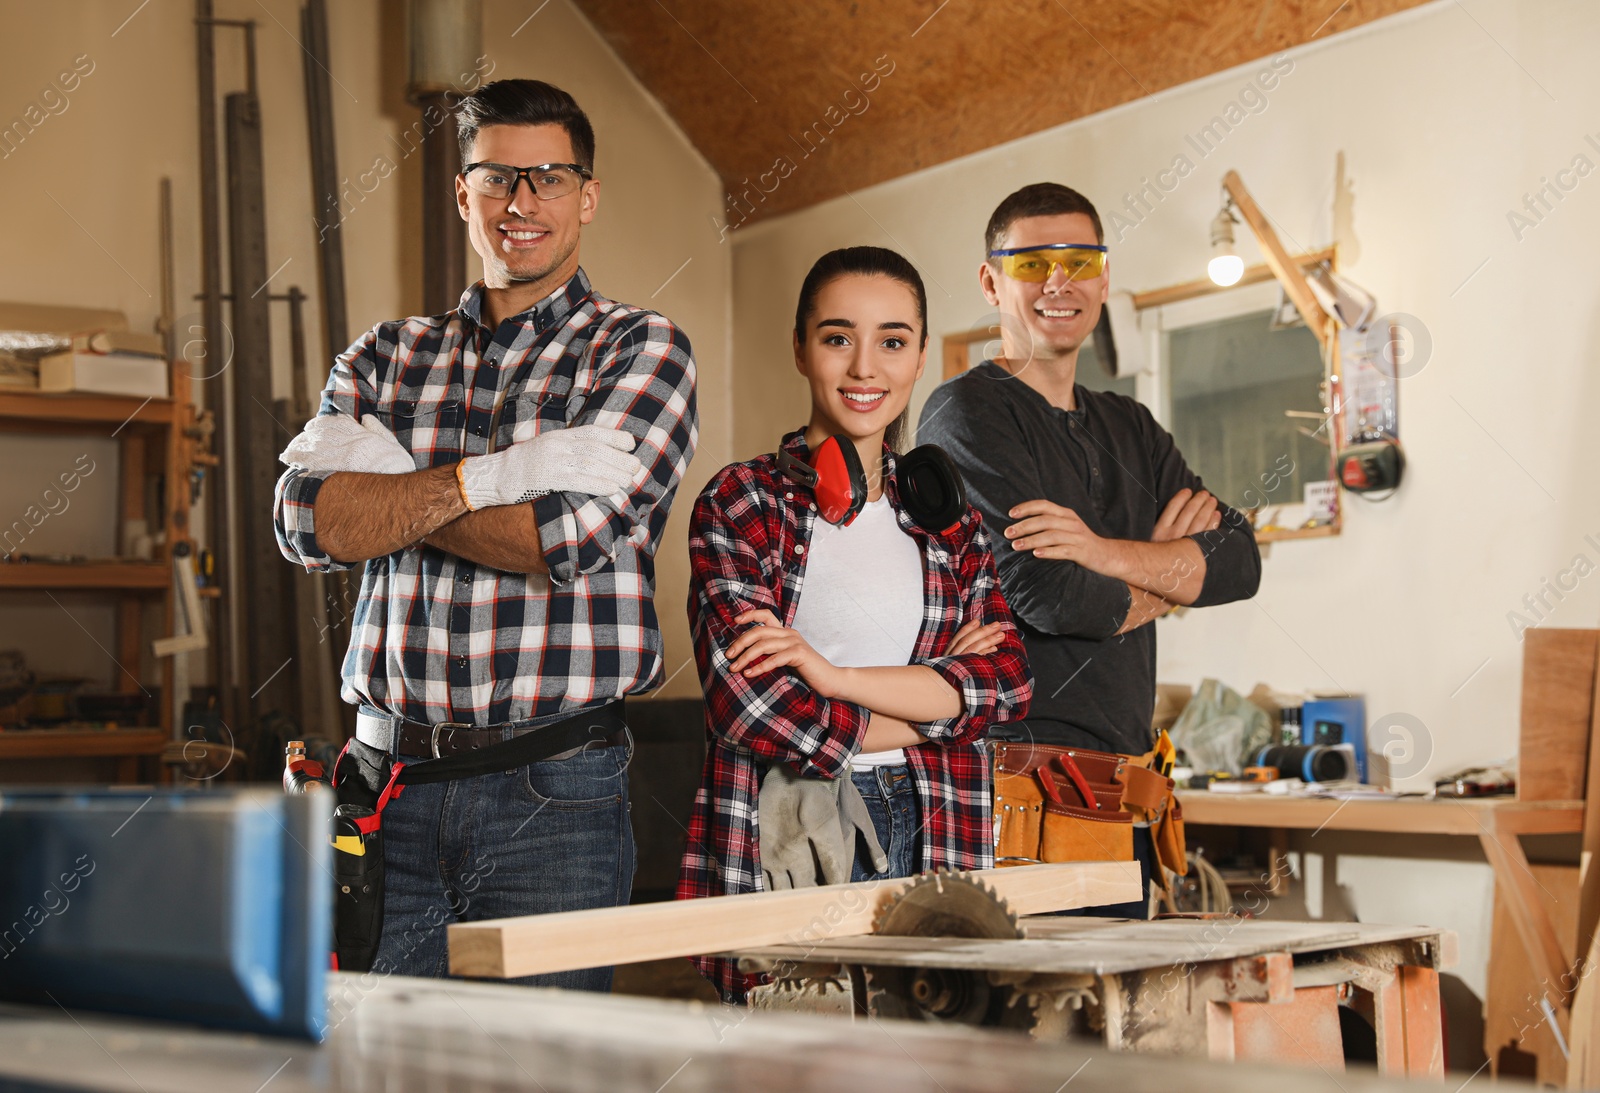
[728,0,1600,1001]
[0,0,729,700]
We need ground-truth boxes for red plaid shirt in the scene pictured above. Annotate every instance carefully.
[676,430,1033,996]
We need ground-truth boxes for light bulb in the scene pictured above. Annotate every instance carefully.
[1207,203,1244,286]
[1208,252,1244,286]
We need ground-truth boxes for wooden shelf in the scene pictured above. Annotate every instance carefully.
[0,561,169,591]
[0,387,176,432]
[0,728,166,762]
[1256,522,1341,544]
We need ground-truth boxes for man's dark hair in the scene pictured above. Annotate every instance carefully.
[454,79,596,171]
[984,183,1103,253]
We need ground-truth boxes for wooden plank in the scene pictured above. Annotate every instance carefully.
[0,729,166,761]
[1256,522,1341,544]
[1480,817,1574,1012]
[0,390,176,428]
[1569,930,1600,1089]
[0,563,168,590]
[0,971,1472,1093]
[1131,247,1338,311]
[1223,171,1329,347]
[0,301,127,333]
[1575,633,1600,972]
[1178,791,1583,836]
[448,861,1138,979]
[1485,864,1575,1086]
[1520,628,1598,802]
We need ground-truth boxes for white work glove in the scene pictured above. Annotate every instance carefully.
[457,425,641,509]
[279,413,414,475]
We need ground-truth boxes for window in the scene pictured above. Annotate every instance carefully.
[1149,281,1330,519]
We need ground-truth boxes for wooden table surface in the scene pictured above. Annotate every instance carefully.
[1177,790,1583,836]
[0,973,1486,1093]
[733,917,1449,976]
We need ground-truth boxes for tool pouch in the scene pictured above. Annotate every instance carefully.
[992,742,1178,877]
[330,739,406,973]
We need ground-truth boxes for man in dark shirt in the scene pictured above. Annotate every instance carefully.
[918,182,1261,910]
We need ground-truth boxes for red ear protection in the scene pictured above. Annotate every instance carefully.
[777,435,868,526]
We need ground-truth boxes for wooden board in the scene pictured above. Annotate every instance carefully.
[448,861,1137,979]
[0,301,127,333]
[1519,628,1598,802]
[1485,862,1576,1086]
[0,729,165,761]
[0,972,1466,1093]
[1223,172,1329,346]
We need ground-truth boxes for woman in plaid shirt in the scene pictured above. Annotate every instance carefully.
[676,247,1033,999]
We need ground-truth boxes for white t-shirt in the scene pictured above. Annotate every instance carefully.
[789,495,926,770]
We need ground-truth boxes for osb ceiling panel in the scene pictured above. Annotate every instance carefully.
[571,0,1433,226]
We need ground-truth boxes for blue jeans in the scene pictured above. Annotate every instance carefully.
[849,765,921,882]
[370,741,635,991]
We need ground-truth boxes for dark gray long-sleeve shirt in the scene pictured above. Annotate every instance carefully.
[918,361,1262,754]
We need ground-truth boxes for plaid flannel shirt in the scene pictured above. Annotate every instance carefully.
[273,269,697,726]
[675,430,1033,996]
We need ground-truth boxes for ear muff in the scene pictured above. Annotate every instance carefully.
[897,444,967,533]
[777,435,868,526]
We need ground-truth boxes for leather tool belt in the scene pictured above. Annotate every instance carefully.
[326,700,629,972]
[991,738,1186,889]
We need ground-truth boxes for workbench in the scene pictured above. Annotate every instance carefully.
[0,972,1475,1092]
[1178,792,1584,1063]
[734,916,1453,1077]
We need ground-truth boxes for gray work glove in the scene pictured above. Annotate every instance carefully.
[758,765,852,889]
[838,772,889,876]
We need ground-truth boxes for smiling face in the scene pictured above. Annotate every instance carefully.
[794,273,927,470]
[455,122,598,298]
[979,212,1109,367]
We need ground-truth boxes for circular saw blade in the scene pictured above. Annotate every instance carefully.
[872,870,1024,941]
[864,871,1036,1030]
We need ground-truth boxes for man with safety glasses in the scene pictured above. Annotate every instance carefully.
[273,80,698,987]
[918,183,1260,914]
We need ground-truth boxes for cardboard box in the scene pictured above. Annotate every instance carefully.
[38,350,168,399]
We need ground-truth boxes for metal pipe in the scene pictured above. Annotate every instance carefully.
[193,0,236,728]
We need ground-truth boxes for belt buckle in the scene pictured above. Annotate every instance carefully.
[429,721,472,759]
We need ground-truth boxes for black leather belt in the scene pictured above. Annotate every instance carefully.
[393,716,626,760]
[357,700,629,778]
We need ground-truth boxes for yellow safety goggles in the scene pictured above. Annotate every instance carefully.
[989,243,1108,283]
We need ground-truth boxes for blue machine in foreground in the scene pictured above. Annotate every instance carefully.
[0,787,329,1040]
